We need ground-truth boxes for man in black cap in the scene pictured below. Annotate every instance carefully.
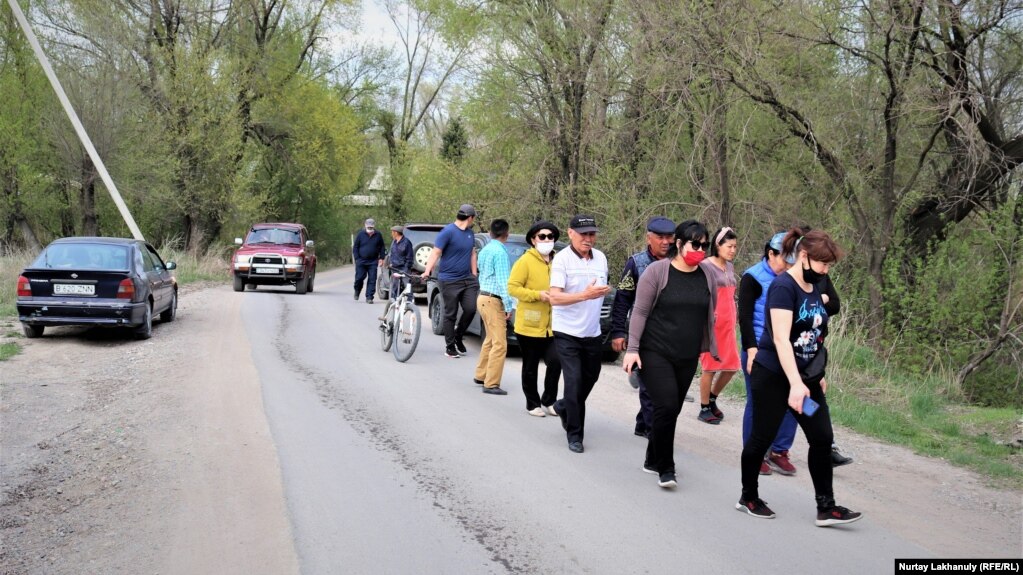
[548,214,611,453]
[610,216,690,438]
[352,218,385,303]
[422,204,479,358]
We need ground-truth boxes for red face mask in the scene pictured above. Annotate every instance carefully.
[683,250,705,266]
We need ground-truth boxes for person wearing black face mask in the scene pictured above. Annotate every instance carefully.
[735,227,863,527]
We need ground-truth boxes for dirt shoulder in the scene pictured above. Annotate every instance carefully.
[0,283,299,575]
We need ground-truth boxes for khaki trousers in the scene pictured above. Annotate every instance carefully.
[474,295,508,389]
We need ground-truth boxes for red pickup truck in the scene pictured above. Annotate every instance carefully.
[232,223,316,294]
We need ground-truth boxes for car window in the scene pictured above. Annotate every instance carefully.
[32,244,130,270]
[139,247,157,272]
[146,246,166,271]
[247,228,302,245]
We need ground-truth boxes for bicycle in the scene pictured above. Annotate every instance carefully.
[378,270,423,362]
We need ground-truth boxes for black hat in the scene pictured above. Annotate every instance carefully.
[457,204,477,217]
[525,220,560,246]
[569,214,598,233]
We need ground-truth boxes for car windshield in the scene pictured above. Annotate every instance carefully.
[246,228,301,245]
[505,240,568,266]
[32,244,130,270]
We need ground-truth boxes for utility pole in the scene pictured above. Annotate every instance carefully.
[5,0,145,241]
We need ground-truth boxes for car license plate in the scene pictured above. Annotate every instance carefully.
[53,284,95,296]
[255,267,277,274]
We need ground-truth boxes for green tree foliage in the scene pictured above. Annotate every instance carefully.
[440,116,467,163]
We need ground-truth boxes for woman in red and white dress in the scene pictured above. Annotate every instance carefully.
[697,227,741,424]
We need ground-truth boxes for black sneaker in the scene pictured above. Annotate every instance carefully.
[735,496,776,519]
[445,347,460,358]
[353,292,360,300]
[454,338,467,354]
[831,445,854,467]
[657,472,677,489]
[568,441,584,453]
[642,463,658,475]
[816,505,863,527]
[482,387,508,395]
[473,378,484,386]
[697,407,721,425]
[709,401,724,419]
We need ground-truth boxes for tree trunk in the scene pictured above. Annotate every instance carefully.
[711,75,731,227]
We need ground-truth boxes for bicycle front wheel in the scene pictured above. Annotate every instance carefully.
[379,305,394,352]
[392,303,422,363]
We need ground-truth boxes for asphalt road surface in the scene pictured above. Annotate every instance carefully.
[241,266,941,575]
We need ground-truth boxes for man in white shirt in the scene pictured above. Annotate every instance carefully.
[548,215,611,453]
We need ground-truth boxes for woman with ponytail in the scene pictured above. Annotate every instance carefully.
[735,228,863,527]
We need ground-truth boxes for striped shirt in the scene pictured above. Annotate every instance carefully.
[477,239,513,312]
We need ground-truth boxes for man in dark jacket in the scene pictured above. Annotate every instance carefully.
[353,218,385,303]
[387,225,414,299]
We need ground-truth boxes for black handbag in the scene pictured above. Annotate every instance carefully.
[800,345,828,383]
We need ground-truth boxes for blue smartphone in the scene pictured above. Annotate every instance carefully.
[802,396,819,417]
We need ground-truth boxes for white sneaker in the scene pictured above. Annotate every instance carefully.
[528,407,546,417]
[544,404,558,417]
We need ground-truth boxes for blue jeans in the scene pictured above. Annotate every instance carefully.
[741,350,797,452]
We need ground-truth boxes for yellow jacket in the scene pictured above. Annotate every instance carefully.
[507,247,554,337]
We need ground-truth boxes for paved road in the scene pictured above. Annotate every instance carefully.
[243,266,929,574]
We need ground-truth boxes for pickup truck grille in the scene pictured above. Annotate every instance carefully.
[251,254,285,265]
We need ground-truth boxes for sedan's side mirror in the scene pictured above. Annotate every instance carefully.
[235,238,243,245]
[305,240,315,248]
[165,261,177,270]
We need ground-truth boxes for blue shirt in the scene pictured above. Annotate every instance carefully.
[477,239,513,312]
[388,236,414,273]
[434,223,475,281]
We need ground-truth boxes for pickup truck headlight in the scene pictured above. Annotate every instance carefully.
[285,256,303,265]
[235,254,251,264]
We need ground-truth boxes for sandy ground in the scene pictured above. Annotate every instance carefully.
[0,282,299,575]
[1,282,1020,574]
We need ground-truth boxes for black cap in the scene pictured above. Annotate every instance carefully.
[569,214,598,233]
[525,220,560,246]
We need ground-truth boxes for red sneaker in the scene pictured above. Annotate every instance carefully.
[767,450,797,475]
[759,459,772,475]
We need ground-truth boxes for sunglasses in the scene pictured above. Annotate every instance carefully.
[535,233,556,240]
[689,240,711,251]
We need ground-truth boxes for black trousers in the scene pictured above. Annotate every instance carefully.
[740,363,834,501]
[553,332,602,444]
[517,333,561,411]
[353,261,377,300]
[634,375,654,434]
[440,278,479,348]
[639,350,698,473]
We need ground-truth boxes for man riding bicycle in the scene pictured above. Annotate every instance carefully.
[388,225,414,298]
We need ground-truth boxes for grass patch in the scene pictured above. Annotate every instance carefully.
[826,334,1022,488]
[0,341,20,361]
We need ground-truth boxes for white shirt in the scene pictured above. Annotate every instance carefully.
[550,246,608,338]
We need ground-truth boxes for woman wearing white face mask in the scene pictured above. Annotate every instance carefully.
[508,221,563,417]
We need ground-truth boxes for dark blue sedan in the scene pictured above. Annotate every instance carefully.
[16,237,178,339]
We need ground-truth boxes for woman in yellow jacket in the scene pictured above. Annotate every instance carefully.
[508,221,563,417]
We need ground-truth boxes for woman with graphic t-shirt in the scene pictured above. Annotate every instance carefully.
[735,228,863,527]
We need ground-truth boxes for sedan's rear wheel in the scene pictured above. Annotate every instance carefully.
[160,290,178,323]
[22,323,43,338]
[134,304,153,340]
